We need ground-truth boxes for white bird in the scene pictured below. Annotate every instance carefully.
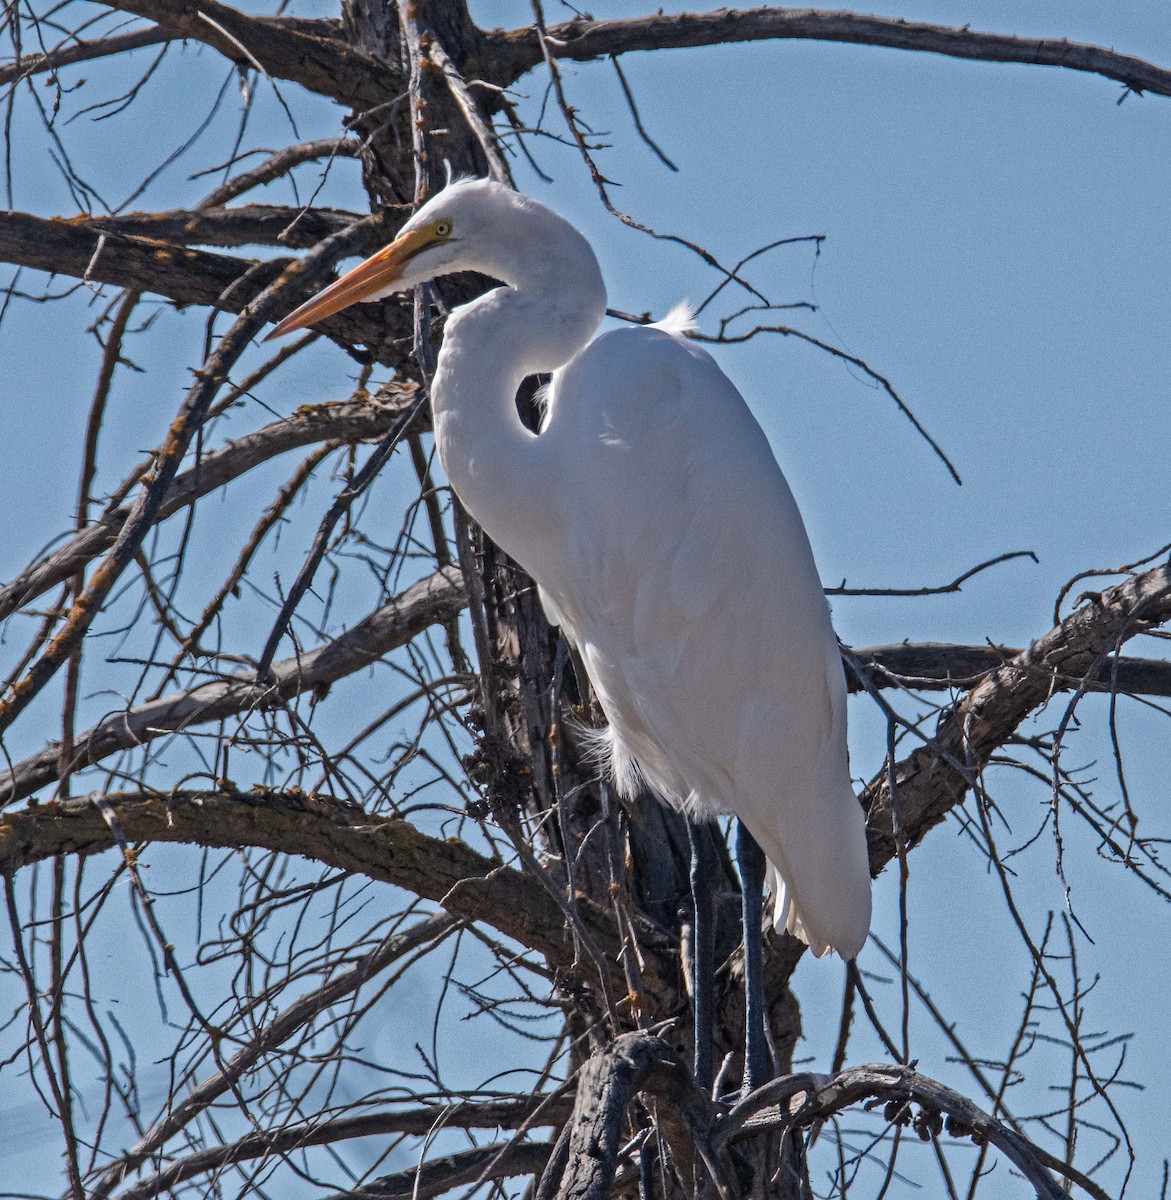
[269,178,872,1084]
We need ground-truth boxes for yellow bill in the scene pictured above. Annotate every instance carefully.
[266,225,439,340]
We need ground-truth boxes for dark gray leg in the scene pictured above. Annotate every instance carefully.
[736,820,770,1095]
[687,821,715,1093]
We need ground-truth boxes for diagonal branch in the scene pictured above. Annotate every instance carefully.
[0,26,172,87]
[317,1140,552,1200]
[0,565,466,807]
[91,911,461,1200]
[197,137,363,207]
[481,7,1171,99]
[865,562,1171,868]
[0,385,426,623]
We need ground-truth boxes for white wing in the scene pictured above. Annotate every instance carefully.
[528,324,871,959]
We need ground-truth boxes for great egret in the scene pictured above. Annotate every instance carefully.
[268,178,872,1092]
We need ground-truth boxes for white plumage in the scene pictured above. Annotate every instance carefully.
[269,178,872,960]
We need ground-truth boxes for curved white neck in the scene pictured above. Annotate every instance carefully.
[430,228,606,564]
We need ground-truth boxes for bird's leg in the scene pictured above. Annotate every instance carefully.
[736,819,771,1096]
[687,820,716,1094]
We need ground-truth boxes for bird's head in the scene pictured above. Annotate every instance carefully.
[266,178,536,340]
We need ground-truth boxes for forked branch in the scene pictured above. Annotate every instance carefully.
[865,561,1171,866]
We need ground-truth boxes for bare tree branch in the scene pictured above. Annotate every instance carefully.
[0,209,282,302]
[101,0,398,108]
[80,204,362,249]
[0,385,425,622]
[848,642,1171,699]
[0,209,406,358]
[318,1141,552,1200]
[0,565,465,806]
[538,1031,722,1200]
[0,215,400,738]
[0,26,172,87]
[865,561,1171,867]
[111,1096,572,1200]
[0,788,671,986]
[94,911,461,1199]
[719,1063,1078,1199]
[197,136,363,206]
[481,7,1171,100]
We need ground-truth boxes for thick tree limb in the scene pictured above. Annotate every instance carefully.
[480,7,1171,99]
[0,210,407,359]
[101,0,397,109]
[539,1031,720,1200]
[0,26,172,86]
[0,565,466,807]
[719,1063,1071,1199]
[865,562,1171,868]
[0,209,281,304]
[0,788,672,995]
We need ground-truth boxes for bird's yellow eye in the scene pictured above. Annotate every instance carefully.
[433,219,453,238]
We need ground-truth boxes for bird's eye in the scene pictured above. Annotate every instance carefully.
[433,219,453,238]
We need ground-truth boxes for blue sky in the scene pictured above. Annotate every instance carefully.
[2,0,1169,1194]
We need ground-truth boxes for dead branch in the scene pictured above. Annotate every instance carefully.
[480,7,1171,100]
[538,1031,721,1200]
[197,136,363,206]
[101,0,397,109]
[719,1064,1077,1199]
[316,1140,552,1200]
[92,910,460,1199]
[865,561,1171,867]
[0,385,425,622]
[74,204,362,249]
[827,549,1038,596]
[0,26,172,87]
[0,209,406,358]
[110,1094,572,1200]
[0,788,672,990]
[0,215,398,738]
[254,388,430,678]
[847,642,1171,699]
[0,565,466,807]
[0,209,282,303]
